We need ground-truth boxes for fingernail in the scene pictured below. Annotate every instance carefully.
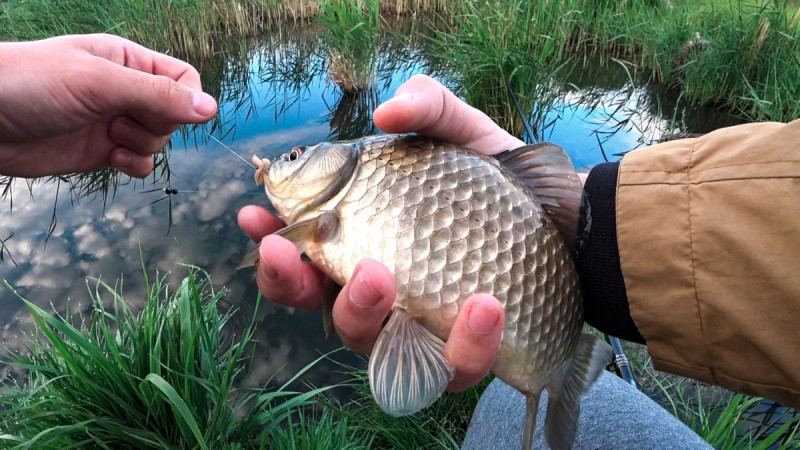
[349,269,381,308]
[192,91,218,116]
[467,304,500,336]
[375,93,415,111]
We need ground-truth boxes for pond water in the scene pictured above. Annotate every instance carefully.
[0,25,743,392]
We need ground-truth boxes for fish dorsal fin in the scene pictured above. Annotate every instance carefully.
[495,143,588,255]
[369,309,455,417]
[236,212,340,270]
[543,334,612,450]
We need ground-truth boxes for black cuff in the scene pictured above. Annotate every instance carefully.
[576,162,645,344]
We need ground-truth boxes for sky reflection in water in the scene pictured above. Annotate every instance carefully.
[0,37,673,390]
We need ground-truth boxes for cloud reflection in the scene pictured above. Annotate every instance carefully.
[0,121,368,389]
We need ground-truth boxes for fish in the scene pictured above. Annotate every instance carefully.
[240,134,612,450]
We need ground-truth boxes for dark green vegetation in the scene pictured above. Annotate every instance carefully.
[2,0,798,124]
[428,0,800,136]
[0,267,352,449]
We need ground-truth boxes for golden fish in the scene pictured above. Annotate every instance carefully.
[241,134,612,449]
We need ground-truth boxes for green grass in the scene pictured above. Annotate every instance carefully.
[569,0,800,122]
[622,343,800,449]
[427,0,800,134]
[0,265,344,449]
[428,0,572,139]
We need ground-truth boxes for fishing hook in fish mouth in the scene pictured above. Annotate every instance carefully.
[252,155,271,185]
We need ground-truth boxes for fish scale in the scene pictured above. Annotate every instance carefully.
[247,134,613,450]
[319,136,582,391]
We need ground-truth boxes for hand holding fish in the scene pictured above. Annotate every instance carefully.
[238,75,519,393]
[0,34,218,178]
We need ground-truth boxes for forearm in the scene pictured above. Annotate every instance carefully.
[611,119,800,408]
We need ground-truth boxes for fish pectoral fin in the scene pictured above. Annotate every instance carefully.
[544,333,613,450]
[237,212,339,271]
[237,245,260,270]
[321,277,341,339]
[495,143,587,255]
[276,211,341,245]
[368,309,455,417]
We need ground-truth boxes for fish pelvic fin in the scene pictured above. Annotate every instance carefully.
[237,245,260,270]
[368,309,455,417]
[544,333,613,450]
[321,277,340,339]
[495,143,587,255]
[237,211,340,270]
[276,211,341,245]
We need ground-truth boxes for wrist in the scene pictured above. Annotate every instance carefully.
[576,162,645,343]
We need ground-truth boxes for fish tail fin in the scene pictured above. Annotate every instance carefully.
[544,333,613,450]
[368,309,455,417]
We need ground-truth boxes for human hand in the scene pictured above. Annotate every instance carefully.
[238,74,518,392]
[0,33,218,178]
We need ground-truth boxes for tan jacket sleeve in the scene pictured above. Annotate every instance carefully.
[616,119,800,408]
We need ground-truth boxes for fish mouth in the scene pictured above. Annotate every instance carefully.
[252,155,271,185]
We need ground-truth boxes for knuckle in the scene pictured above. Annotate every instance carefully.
[151,75,182,103]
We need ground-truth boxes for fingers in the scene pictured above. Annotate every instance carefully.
[79,33,204,90]
[109,147,156,178]
[254,234,327,309]
[373,74,524,155]
[65,34,217,131]
[237,205,286,242]
[97,61,217,132]
[443,294,504,392]
[109,116,170,153]
[236,206,326,309]
[106,116,172,177]
[332,259,396,353]
[330,258,502,393]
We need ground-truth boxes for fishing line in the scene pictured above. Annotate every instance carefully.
[206,132,255,169]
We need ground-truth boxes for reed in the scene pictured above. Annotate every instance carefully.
[566,0,800,122]
[620,343,800,450]
[317,0,383,94]
[430,0,575,139]
[0,0,275,57]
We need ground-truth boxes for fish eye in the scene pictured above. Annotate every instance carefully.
[288,147,303,162]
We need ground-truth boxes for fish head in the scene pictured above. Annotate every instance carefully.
[254,141,360,223]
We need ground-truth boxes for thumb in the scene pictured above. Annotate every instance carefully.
[373,74,523,155]
[96,63,217,129]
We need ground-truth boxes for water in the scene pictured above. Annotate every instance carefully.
[0,28,741,392]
